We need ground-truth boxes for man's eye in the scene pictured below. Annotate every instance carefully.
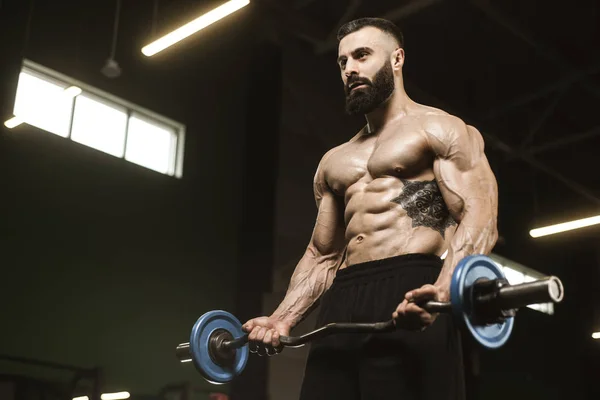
[358,52,368,59]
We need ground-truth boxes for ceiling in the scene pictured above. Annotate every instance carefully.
[10,0,600,237]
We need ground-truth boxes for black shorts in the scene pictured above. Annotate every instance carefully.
[299,253,466,400]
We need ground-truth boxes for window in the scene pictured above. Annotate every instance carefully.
[125,113,177,175]
[8,59,185,178]
[13,71,73,137]
[71,94,128,158]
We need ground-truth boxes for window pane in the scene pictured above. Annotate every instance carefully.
[125,115,176,175]
[71,94,127,158]
[13,71,73,137]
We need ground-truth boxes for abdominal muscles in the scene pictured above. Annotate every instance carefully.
[343,176,456,266]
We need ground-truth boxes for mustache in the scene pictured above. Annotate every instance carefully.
[346,76,372,92]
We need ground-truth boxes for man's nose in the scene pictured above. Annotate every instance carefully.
[344,60,359,77]
[345,71,360,85]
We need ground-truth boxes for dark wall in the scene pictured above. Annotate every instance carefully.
[230,41,282,400]
[0,1,275,397]
[272,38,362,278]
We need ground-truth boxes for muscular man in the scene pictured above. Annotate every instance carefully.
[243,17,498,400]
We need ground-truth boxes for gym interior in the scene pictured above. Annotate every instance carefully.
[1,0,599,399]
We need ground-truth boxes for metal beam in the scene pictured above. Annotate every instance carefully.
[528,125,600,156]
[467,0,600,102]
[481,134,600,206]
[314,0,444,54]
[405,81,600,206]
[514,151,600,206]
[383,0,443,22]
[293,0,319,10]
[321,0,361,45]
[256,0,329,46]
[481,62,600,121]
[519,88,565,151]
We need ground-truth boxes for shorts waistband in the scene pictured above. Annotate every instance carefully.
[334,253,443,283]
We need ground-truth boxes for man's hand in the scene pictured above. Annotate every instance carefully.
[392,283,449,331]
[242,316,292,356]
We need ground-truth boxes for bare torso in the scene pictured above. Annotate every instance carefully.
[323,105,458,267]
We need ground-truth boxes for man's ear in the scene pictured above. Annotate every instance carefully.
[391,48,405,70]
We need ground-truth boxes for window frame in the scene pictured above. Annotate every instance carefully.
[15,59,186,178]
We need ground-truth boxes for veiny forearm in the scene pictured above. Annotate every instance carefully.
[436,200,498,287]
[271,248,344,327]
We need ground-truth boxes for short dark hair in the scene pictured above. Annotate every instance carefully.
[336,18,404,48]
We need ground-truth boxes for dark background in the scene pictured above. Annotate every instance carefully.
[1,0,599,399]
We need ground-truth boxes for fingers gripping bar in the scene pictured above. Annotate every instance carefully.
[175,300,451,361]
[176,255,564,384]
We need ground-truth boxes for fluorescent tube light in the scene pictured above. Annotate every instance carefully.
[530,215,600,238]
[141,0,250,57]
[101,392,130,400]
[4,116,23,129]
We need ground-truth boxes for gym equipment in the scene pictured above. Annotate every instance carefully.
[182,310,249,384]
[175,254,564,384]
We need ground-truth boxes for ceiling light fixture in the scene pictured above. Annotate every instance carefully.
[141,0,250,57]
[530,215,600,238]
[101,392,130,400]
[4,116,23,129]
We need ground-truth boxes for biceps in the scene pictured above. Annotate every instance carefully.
[434,157,498,222]
[309,193,346,257]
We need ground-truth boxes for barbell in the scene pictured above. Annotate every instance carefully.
[175,255,564,384]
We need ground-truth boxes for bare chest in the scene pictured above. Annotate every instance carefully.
[324,127,432,195]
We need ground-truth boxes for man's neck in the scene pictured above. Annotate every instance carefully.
[364,89,413,134]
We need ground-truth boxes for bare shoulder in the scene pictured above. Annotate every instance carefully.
[314,137,354,184]
[316,128,364,173]
[318,142,345,168]
[416,108,485,157]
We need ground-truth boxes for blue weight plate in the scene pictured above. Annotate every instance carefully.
[189,310,249,384]
[450,255,514,349]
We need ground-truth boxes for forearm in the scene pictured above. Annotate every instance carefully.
[271,248,344,327]
[436,204,498,287]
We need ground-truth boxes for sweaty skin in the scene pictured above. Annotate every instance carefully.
[243,26,498,352]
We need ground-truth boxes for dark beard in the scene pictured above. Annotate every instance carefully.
[345,61,395,116]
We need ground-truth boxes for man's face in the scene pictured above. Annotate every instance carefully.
[337,27,397,115]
